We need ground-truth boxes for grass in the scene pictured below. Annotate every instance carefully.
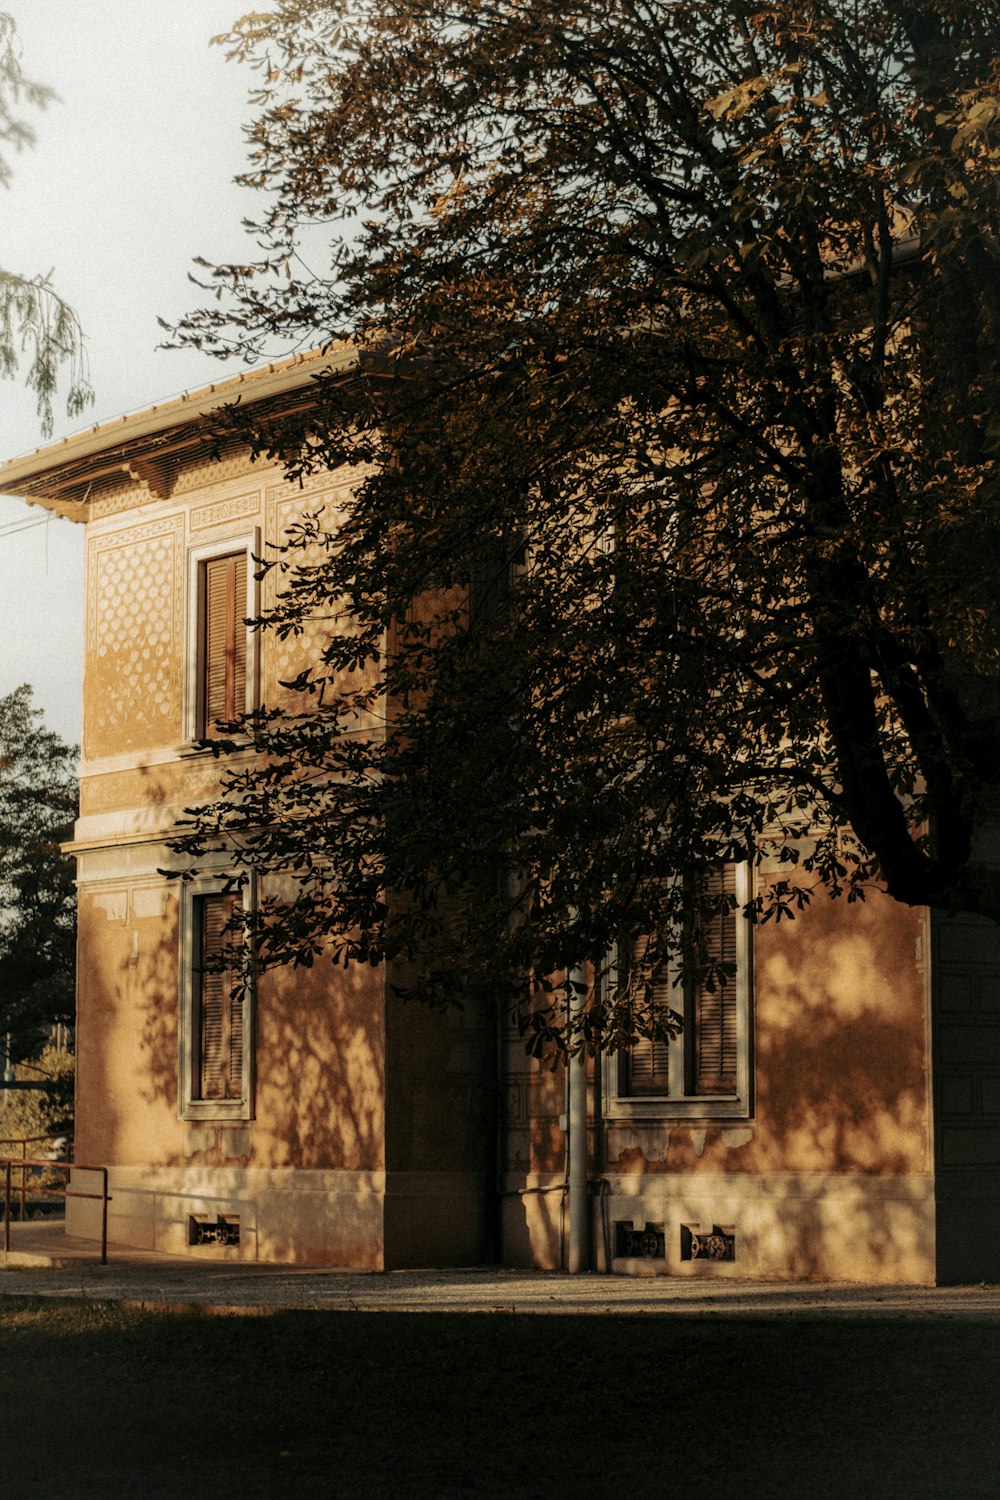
[0,1296,996,1497]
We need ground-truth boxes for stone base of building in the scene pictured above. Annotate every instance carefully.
[501,1170,939,1285]
[65,1165,975,1284]
[65,1165,489,1268]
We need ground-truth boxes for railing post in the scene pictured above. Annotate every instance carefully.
[18,1139,25,1223]
[100,1168,108,1266]
[3,1159,9,1255]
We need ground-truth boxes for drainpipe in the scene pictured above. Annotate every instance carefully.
[566,961,589,1273]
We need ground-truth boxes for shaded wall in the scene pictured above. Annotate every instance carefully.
[932,909,1000,1283]
[501,884,934,1282]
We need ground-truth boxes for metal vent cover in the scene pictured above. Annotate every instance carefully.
[189,1213,240,1247]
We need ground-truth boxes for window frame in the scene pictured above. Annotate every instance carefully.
[183,532,260,744]
[178,872,256,1123]
[603,862,754,1122]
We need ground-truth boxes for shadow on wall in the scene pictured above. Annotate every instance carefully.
[73,886,177,1167]
[751,898,928,1178]
[252,956,384,1173]
[107,890,386,1176]
[594,893,934,1282]
[602,893,929,1180]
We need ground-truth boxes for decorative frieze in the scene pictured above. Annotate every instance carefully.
[79,757,229,816]
[190,488,262,532]
[265,468,360,507]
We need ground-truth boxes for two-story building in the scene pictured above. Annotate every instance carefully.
[2,349,998,1283]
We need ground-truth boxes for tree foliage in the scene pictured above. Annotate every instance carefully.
[173,0,1000,1052]
[0,12,91,436]
[0,686,77,1061]
[0,1044,74,1149]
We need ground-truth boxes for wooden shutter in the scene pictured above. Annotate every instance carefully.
[196,893,244,1101]
[626,934,673,1095]
[202,552,247,732]
[625,863,741,1099]
[691,863,739,1096]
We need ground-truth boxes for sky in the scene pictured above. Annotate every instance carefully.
[0,3,283,747]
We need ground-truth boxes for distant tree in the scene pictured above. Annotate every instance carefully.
[0,12,91,435]
[0,686,76,1062]
[0,1043,74,1149]
[172,1,1000,1053]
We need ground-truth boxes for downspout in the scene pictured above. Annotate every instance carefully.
[567,960,589,1273]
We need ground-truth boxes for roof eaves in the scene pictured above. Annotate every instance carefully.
[0,343,357,518]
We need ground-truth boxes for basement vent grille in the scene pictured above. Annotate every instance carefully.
[614,1220,665,1259]
[189,1214,240,1247]
[681,1223,735,1262]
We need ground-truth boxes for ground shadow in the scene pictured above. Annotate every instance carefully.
[0,1299,993,1498]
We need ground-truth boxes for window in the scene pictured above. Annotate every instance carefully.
[194,891,244,1102]
[201,551,247,733]
[605,863,753,1120]
[178,879,255,1121]
[185,535,258,742]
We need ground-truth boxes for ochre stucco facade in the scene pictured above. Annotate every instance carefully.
[2,351,998,1283]
[501,888,936,1284]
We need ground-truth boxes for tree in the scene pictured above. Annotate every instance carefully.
[0,1044,74,1150]
[171,0,1000,1053]
[0,686,77,1063]
[0,12,91,435]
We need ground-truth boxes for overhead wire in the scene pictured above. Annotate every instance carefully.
[0,513,49,541]
[0,514,47,534]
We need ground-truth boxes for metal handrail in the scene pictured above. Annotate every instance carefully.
[1,1158,110,1265]
[0,1136,73,1223]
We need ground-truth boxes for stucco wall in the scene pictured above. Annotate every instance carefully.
[69,449,402,1264]
[599,886,930,1180]
[66,433,940,1279]
[501,885,934,1282]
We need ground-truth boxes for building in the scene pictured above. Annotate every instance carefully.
[1,350,998,1283]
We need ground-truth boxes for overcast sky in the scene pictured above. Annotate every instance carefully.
[0,3,280,746]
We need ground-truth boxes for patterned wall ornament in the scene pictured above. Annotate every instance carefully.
[263,489,342,706]
[91,480,152,519]
[190,489,262,533]
[173,449,261,495]
[85,514,184,757]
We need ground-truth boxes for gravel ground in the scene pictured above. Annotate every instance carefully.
[4,1220,1000,1318]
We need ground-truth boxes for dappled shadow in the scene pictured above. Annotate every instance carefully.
[597,889,935,1282]
[72,862,387,1262]
[85,872,387,1181]
[129,907,384,1171]
[253,957,383,1173]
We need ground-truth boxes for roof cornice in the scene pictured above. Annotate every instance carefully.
[0,344,356,519]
